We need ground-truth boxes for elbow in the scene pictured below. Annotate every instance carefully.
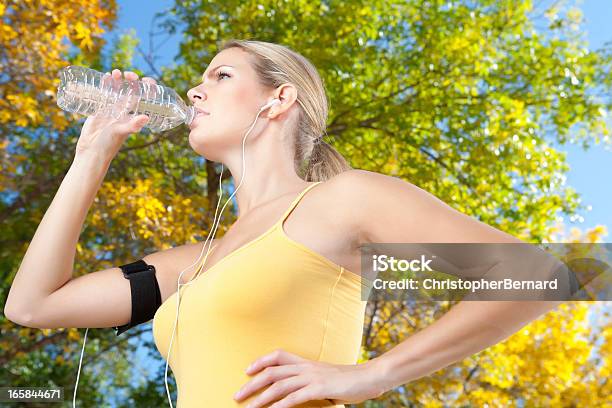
[4,302,62,330]
[4,306,36,327]
[4,288,41,327]
[4,299,41,328]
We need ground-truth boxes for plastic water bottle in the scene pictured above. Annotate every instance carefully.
[56,65,196,132]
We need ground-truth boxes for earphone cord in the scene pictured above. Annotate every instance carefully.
[162,102,272,408]
[73,327,87,408]
[72,100,276,408]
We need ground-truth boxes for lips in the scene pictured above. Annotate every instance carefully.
[189,107,209,129]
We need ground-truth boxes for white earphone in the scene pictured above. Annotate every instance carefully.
[71,97,283,408]
[161,97,281,407]
[261,98,281,110]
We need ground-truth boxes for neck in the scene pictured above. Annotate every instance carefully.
[220,123,312,218]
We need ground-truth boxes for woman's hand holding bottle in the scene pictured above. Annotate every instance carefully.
[75,69,157,162]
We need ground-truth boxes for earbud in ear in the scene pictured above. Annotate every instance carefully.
[262,98,281,110]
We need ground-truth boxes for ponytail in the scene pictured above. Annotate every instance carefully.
[303,137,352,182]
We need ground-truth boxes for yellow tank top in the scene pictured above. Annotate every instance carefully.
[152,181,368,407]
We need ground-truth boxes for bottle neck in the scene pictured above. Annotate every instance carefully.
[185,106,196,126]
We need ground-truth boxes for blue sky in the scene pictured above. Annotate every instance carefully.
[99,0,611,400]
[549,0,611,239]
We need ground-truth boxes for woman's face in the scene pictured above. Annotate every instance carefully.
[186,47,269,159]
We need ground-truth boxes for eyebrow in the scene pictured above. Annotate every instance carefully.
[202,64,234,81]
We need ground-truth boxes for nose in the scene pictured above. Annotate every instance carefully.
[187,86,206,104]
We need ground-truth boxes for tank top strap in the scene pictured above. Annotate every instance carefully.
[276,182,323,227]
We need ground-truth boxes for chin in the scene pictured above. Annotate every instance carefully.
[188,129,225,161]
[188,129,209,155]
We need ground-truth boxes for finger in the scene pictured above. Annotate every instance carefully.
[247,350,305,375]
[132,114,149,129]
[111,68,122,93]
[247,376,307,408]
[108,69,128,119]
[268,385,320,408]
[124,70,138,81]
[141,77,158,100]
[122,71,140,113]
[115,114,149,135]
[98,72,116,117]
[234,365,302,402]
[112,69,138,119]
[112,68,122,81]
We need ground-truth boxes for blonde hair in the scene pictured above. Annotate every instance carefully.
[219,39,352,182]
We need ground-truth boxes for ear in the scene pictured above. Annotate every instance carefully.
[267,83,298,119]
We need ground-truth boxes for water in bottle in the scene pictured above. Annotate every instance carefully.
[56,65,196,132]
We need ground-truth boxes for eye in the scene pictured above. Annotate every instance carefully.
[216,71,231,80]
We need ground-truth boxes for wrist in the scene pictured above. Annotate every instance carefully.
[362,355,396,397]
[71,152,112,181]
[73,151,112,170]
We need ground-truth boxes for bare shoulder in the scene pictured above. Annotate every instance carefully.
[323,168,420,206]
[320,169,417,244]
[325,169,524,244]
[325,168,403,189]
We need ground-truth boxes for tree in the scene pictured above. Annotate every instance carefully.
[0,2,222,405]
[0,0,116,130]
[2,0,610,406]
[164,0,611,243]
[0,1,136,406]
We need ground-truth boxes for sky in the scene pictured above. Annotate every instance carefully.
[557,0,612,238]
[98,0,611,402]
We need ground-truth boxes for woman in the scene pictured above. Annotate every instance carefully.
[5,39,566,407]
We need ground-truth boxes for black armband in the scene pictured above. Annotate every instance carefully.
[113,259,162,336]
